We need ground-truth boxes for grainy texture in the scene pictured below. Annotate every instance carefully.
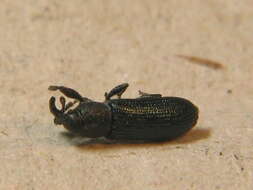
[0,0,253,190]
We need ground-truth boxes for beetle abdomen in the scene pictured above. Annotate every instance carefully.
[107,97,198,141]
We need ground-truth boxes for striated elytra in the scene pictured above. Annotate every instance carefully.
[49,83,198,142]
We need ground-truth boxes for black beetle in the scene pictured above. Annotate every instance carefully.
[49,83,198,141]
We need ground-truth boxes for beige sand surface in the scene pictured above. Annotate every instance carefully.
[0,0,252,189]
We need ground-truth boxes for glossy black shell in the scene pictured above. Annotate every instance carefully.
[106,97,198,141]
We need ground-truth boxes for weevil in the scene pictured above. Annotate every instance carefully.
[48,83,198,142]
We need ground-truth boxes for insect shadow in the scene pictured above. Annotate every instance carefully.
[60,128,211,150]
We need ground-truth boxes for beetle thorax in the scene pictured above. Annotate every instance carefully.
[63,102,112,138]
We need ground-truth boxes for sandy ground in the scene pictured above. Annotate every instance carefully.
[0,0,252,189]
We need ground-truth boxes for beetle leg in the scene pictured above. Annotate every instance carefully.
[65,100,78,111]
[49,96,71,125]
[105,83,129,100]
[138,90,162,98]
[49,85,83,101]
[49,85,92,104]
[60,96,66,112]
[49,85,84,102]
[49,96,63,118]
[59,96,78,112]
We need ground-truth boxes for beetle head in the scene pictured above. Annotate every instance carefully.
[49,97,111,138]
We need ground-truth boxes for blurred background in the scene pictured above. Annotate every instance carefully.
[0,0,252,189]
